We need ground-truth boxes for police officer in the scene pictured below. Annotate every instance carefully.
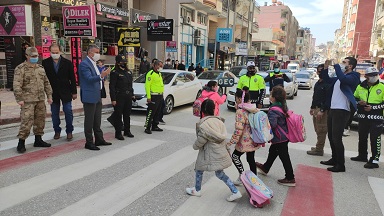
[265,63,291,90]
[351,67,384,169]
[237,61,266,108]
[13,47,53,153]
[144,60,164,134]
[108,55,135,140]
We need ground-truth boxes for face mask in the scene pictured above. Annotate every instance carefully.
[92,53,100,62]
[30,57,38,64]
[368,76,379,83]
[158,67,163,72]
[143,58,147,61]
[274,68,279,72]
[51,53,60,60]
[339,63,347,73]
[120,63,126,68]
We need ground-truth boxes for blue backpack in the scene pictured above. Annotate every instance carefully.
[248,111,274,144]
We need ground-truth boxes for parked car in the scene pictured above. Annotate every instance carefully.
[301,68,317,79]
[295,71,313,89]
[132,70,202,114]
[287,63,300,73]
[197,70,239,94]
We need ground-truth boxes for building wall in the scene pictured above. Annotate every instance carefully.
[353,0,375,60]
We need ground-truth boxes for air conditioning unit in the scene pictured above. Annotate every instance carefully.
[194,29,201,38]
[182,16,191,25]
[194,38,203,46]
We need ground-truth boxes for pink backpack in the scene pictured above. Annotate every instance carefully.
[269,106,306,143]
[192,96,208,117]
[241,170,273,208]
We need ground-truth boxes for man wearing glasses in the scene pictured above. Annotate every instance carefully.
[13,47,53,153]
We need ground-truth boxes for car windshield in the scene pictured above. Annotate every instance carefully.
[295,73,310,79]
[258,72,269,86]
[198,71,222,79]
[229,67,245,77]
[287,66,297,70]
[134,72,175,84]
[285,73,293,80]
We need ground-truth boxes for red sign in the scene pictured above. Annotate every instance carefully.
[42,47,50,59]
[166,41,177,47]
[0,5,33,36]
[71,37,82,84]
[62,5,97,37]
[35,46,42,55]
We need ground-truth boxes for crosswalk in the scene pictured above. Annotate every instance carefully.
[0,122,384,216]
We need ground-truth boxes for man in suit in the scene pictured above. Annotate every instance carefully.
[78,45,112,150]
[42,44,77,141]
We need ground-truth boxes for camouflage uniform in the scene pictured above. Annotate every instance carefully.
[13,62,52,140]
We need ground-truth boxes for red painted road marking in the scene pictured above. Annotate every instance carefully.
[0,132,113,173]
[281,164,334,216]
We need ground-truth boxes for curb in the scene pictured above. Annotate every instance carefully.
[0,104,113,126]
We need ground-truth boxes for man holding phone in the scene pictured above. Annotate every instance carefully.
[78,45,112,150]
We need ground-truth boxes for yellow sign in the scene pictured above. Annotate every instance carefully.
[127,47,135,70]
[118,28,140,47]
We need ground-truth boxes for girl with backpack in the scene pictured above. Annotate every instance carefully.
[227,87,260,186]
[201,81,227,116]
[186,99,242,202]
[256,86,296,187]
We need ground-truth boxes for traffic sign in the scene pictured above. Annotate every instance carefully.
[216,28,233,43]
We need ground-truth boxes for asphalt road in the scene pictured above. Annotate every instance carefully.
[0,82,383,216]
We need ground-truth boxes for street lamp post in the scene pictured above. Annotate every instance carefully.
[355,32,361,59]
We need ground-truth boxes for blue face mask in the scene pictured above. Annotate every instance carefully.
[274,68,279,72]
[30,57,39,64]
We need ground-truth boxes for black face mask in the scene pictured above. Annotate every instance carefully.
[120,63,126,68]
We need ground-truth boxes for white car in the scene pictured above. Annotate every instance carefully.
[132,70,202,114]
[197,70,239,94]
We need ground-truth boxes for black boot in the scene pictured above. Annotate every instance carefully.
[115,131,125,140]
[124,130,134,138]
[34,135,51,147]
[17,139,26,153]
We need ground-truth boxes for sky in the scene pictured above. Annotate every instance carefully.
[277,0,344,45]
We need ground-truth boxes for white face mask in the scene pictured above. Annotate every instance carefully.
[51,53,60,60]
[158,67,163,72]
[368,76,379,83]
[92,53,101,62]
[339,63,347,73]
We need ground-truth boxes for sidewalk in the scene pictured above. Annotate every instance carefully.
[0,82,112,125]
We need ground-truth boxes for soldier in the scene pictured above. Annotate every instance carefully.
[13,47,53,153]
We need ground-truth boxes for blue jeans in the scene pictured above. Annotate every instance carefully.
[195,170,238,193]
[51,101,74,133]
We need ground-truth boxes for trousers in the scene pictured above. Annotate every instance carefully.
[17,101,46,140]
[328,109,350,168]
[358,119,382,163]
[312,108,328,150]
[195,170,238,193]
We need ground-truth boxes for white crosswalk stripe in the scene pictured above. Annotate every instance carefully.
[0,139,164,211]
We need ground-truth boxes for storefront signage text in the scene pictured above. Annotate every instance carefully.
[62,5,97,37]
[118,28,140,47]
[50,0,86,6]
[96,2,129,20]
[216,28,233,43]
[131,8,158,27]
[0,5,33,36]
[264,50,275,57]
[147,19,173,41]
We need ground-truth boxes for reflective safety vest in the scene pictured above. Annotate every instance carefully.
[145,70,164,99]
[354,81,384,120]
[237,74,265,91]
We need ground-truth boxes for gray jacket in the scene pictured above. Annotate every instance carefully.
[193,116,232,171]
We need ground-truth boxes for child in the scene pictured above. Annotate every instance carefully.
[256,86,296,186]
[201,81,227,116]
[186,99,242,202]
[227,86,260,185]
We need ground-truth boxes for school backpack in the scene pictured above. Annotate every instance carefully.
[248,111,274,144]
[241,170,273,208]
[269,106,306,143]
[192,96,208,117]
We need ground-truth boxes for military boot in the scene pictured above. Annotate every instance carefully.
[307,149,324,156]
[17,139,26,153]
[34,135,51,147]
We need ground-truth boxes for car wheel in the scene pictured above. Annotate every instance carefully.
[227,105,235,111]
[164,96,174,115]
[294,90,298,96]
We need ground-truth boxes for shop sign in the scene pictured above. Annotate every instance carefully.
[264,50,275,57]
[50,0,87,6]
[42,35,52,47]
[71,37,82,85]
[95,2,129,21]
[147,19,173,41]
[216,28,233,43]
[41,16,50,27]
[4,37,23,88]
[0,5,33,36]
[235,43,247,56]
[97,0,121,7]
[42,46,51,59]
[62,5,97,37]
[166,41,177,52]
[131,8,157,27]
[127,47,135,70]
[117,28,140,47]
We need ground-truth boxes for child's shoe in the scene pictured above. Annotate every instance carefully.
[226,191,242,202]
[233,176,243,186]
[186,187,201,197]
